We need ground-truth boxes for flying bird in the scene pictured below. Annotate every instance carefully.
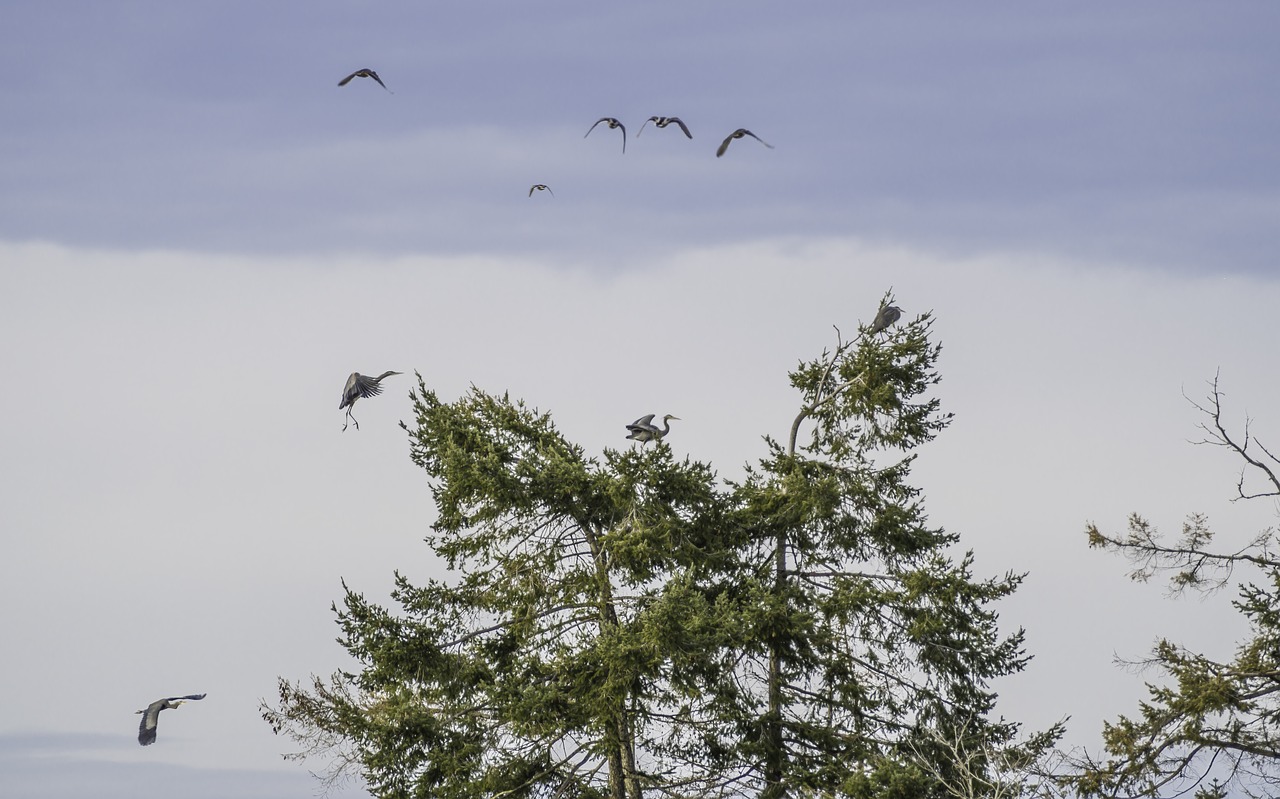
[716,128,774,157]
[529,184,554,197]
[340,371,402,431]
[337,68,392,93]
[585,117,627,153]
[626,413,680,444]
[136,693,206,746]
[637,117,692,139]
[868,305,902,335]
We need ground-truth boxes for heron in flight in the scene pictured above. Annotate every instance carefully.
[637,116,692,139]
[136,693,206,746]
[338,68,392,93]
[340,371,402,431]
[626,414,680,444]
[585,117,627,153]
[529,184,555,198]
[868,304,902,335]
[716,128,774,157]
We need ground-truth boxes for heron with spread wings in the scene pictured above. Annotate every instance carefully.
[716,128,774,157]
[340,371,402,431]
[626,413,680,444]
[637,116,692,139]
[136,693,206,746]
[337,68,392,93]
[585,117,627,153]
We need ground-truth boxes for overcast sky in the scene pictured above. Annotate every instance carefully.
[2,4,1279,798]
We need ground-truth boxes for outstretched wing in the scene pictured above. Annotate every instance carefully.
[168,693,207,702]
[627,414,657,433]
[742,129,773,148]
[337,71,360,87]
[671,117,692,138]
[716,133,735,158]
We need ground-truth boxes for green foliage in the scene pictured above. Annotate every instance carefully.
[1066,377,1280,799]
[262,297,1056,799]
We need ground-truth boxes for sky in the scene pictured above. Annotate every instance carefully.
[1,3,1279,797]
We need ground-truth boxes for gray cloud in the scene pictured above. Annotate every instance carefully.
[0,2,1276,272]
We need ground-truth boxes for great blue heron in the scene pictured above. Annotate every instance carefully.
[626,414,680,444]
[136,693,206,746]
[716,128,774,157]
[637,116,692,139]
[337,68,392,93]
[529,184,554,198]
[585,117,626,153]
[340,371,402,431]
[869,304,902,335]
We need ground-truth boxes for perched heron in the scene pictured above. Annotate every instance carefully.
[337,68,392,93]
[716,128,774,158]
[868,305,902,335]
[340,371,402,431]
[637,116,692,139]
[135,693,206,746]
[626,413,680,444]
[529,184,555,198]
[585,117,627,153]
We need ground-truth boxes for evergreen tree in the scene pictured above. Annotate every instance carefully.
[263,297,1057,799]
[723,306,1056,798]
[1064,376,1280,799]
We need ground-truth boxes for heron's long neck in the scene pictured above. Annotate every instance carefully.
[375,371,399,381]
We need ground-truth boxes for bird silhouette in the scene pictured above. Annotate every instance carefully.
[868,305,902,335]
[136,694,206,746]
[585,117,627,153]
[716,128,774,157]
[340,371,402,431]
[337,68,392,93]
[638,117,692,139]
[626,414,680,444]
[529,184,555,198]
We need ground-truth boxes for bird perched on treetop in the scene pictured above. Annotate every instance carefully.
[340,371,402,431]
[626,413,680,444]
[136,693,206,746]
[868,304,902,335]
[337,68,392,93]
[716,128,774,157]
[638,117,692,139]
[585,117,627,153]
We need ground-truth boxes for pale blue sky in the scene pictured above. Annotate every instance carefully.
[2,4,1279,798]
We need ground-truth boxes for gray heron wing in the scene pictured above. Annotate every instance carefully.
[672,118,692,138]
[338,71,360,86]
[628,414,656,431]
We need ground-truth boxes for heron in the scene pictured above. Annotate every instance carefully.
[716,128,774,158]
[585,117,627,153]
[136,693,206,746]
[868,304,902,335]
[340,371,402,431]
[529,184,555,198]
[637,116,692,139]
[626,413,680,444]
[337,68,392,93]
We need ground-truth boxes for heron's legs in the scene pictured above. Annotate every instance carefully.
[343,408,360,432]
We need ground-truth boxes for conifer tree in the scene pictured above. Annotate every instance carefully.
[1064,376,1280,799]
[263,297,1058,799]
